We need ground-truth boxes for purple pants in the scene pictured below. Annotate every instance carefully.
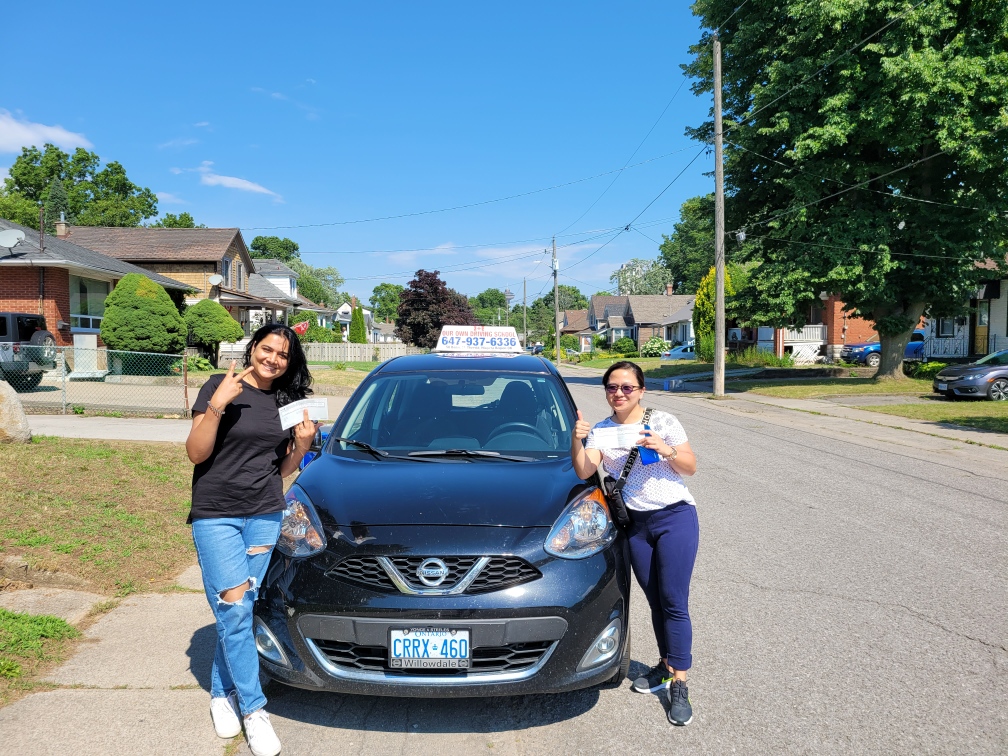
[627,502,699,671]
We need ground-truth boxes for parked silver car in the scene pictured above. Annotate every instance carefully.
[933,350,1008,400]
[0,312,58,391]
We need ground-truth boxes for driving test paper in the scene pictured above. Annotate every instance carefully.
[278,398,329,430]
[590,424,646,449]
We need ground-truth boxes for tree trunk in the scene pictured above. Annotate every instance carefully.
[875,302,926,380]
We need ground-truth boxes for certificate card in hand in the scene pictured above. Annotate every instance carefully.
[279,398,328,430]
[591,424,646,449]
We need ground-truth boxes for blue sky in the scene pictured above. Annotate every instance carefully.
[2,2,715,304]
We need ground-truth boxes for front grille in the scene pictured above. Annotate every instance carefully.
[326,555,541,594]
[310,639,553,675]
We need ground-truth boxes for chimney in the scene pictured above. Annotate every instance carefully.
[665,283,674,296]
[55,212,69,238]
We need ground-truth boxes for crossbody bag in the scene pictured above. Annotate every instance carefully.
[598,408,653,528]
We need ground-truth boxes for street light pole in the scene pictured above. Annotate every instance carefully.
[713,32,726,398]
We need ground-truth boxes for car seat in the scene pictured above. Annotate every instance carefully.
[492,382,552,442]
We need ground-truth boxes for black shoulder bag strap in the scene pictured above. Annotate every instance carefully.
[613,408,652,492]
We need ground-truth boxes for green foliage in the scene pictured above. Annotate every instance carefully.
[692,265,735,341]
[559,334,579,352]
[150,212,204,228]
[472,287,509,326]
[613,337,637,354]
[0,190,39,226]
[331,362,347,371]
[44,178,70,232]
[696,332,715,362]
[729,346,794,368]
[249,235,300,263]
[659,194,716,294]
[184,299,244,360]
[370,283,404,323]
[907,360,948,380]
[0,607,79,679]
[100,274,186,353]
[349,305,367,343]
[523,285,587,343]
[593,334,608,349]
[686,0,1008,375]
[396,269,479,348]
[609,258,673,295]
[640,335,668,358]
[5,144,158,226]
[292,312,336,343]
[290,260,344,307]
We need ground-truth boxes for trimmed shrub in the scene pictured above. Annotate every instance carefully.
[349,305,367,343]
[612,337,637,354]
[100,273,186,354]
[640,335,667,358]
[696,332,715,362]
[184,299,244,366]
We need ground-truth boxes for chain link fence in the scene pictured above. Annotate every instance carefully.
[7,347,194,417]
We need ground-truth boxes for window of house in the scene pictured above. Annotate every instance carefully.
[69,275,110,331]
[237,263,244,292]
[289,277,297,296]
[222,258,232,288]
[937,318,955,337]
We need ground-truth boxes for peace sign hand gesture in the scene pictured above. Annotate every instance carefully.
[211,361,254,409]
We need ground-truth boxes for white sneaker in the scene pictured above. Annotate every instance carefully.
[244,709,282,756]
[209,692,241,738]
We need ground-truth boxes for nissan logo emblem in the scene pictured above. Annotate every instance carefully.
[416,558,449,587]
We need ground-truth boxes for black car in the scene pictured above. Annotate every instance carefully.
[0,312,58,391]
[254,352,631,697]
[933,350,1008,400]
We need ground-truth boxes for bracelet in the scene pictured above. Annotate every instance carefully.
[664,446,678,461]
[205,401,223,419]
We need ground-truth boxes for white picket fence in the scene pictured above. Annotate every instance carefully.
[303,342,426,362]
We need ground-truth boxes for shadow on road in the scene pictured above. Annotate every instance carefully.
[186,623,217,692]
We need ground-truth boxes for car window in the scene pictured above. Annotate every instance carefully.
[331,371,574,457]
[16,316,44,342]
[910,332,924,342]
[0,316,6,338]
[976,351,1008,367]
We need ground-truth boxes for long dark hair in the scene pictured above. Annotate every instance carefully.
[602,360,645,389]
[243,323,313,407]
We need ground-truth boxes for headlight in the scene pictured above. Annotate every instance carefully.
[277,485,327,558]
[544,488,616,560]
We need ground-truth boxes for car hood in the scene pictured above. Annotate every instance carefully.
[294,453,587,527]
[843,342,878,350]
[937,363,998,378]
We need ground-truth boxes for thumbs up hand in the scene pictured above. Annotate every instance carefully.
[573,409,592,441]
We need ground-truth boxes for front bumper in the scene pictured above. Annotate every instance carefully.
[254,524,630,697]
[933,377,984,397]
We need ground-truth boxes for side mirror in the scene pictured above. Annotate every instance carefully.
[310,424,333,453]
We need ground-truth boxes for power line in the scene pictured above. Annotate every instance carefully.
[241,147,694,232]
[714,0,751,33]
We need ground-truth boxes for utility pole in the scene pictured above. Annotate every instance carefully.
[713,32,726,398]
[552,238,559,367]
[523,278,527,349]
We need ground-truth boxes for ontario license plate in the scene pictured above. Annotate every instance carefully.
[389,627,470,669]
[938,383,947,391]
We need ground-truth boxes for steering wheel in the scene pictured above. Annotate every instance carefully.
[488,422,545,440]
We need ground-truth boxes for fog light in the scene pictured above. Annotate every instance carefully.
[254,619,290,668]
[576,618,622,671]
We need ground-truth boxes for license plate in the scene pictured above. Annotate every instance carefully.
[389,627,470,669]
[938,383,947,391]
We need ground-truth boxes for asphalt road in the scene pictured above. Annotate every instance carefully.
[236,375,1007,755]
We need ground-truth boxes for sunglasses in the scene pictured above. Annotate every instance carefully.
[605,383,641,395]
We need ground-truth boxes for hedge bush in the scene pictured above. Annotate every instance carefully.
[640,335,667,358]
[613,337,637,354]
[100,273,186,355]
[907,361,947,380]
[184,299,244,365]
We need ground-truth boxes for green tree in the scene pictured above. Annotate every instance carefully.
[349,304,368,343]
[5,144,157,226]
[659,194,717,294]
[286,259,342,307]
[0,190,39,227]
[686,0,1008,378]
[470,287,508,326]
[184,298,244,366]
[291,311,336,343]
[100,274,186,353]
[396,269,479,348]
[370,283,405,323]
[609,258,673,295]
[150,212,205,228]
[692,265,736,345]
[249,235,300,263]
[44,178,70,232]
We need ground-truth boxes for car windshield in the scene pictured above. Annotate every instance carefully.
[331,370,574,458]
[975,350,1008,367]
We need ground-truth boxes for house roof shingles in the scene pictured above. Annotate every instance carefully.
[252,258,299,277]
[561,309,589,333]
[590,295,627,322]
[62,226,251,266]
[0,218,191,291]
[626,294,694,325]
[248,273,298,305]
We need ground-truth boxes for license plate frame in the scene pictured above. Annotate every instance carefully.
[938,382,947,391]
[388,627,471,669]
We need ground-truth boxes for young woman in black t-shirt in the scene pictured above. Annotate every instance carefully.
[185,324,317,756]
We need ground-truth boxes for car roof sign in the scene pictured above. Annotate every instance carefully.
[434,325,523,354]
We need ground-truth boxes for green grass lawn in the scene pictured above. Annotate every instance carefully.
[0,608,80,707]
[854,400,1008,434]
[728,377,933,399]
[0,437,195,595]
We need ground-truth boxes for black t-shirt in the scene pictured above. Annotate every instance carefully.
[189,374,290,521]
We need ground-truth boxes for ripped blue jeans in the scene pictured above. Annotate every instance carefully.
[191,513,283,716]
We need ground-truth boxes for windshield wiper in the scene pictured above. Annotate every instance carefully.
[329,437,389,459]
[407,449,534,462]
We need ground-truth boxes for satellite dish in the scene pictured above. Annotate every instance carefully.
[0,229,26,249]
[208,274,224,286]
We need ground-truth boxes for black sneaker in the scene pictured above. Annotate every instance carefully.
[667,679,693,726]
[631,663,673,694]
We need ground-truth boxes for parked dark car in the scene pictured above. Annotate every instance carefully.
[933,350,1008,400]
[0,312,58,391]
[840,329,926,367]
[254,352,631,697]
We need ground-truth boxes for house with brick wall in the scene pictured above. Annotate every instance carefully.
[0,218,190,349]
